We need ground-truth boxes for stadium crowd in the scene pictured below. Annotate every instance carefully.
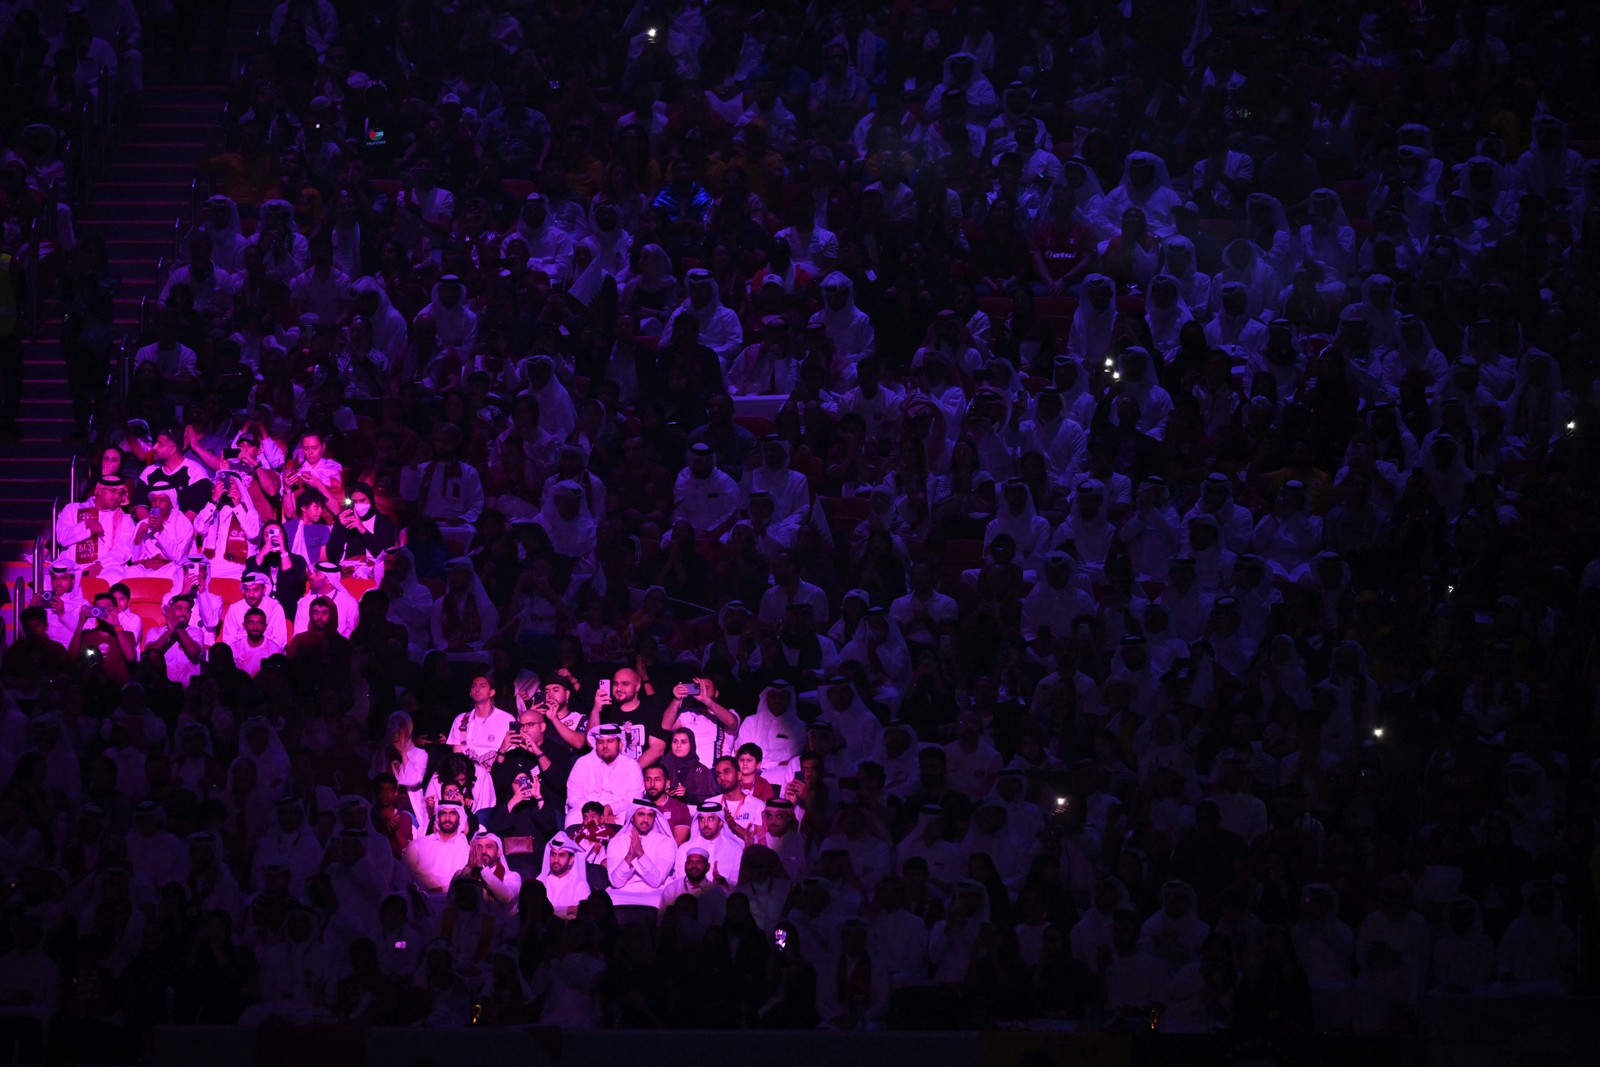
[3,0,1600,1055]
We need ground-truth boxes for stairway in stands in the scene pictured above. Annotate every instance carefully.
[0,82,223,635]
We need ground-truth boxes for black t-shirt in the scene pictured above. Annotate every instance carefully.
[597,693,669,763]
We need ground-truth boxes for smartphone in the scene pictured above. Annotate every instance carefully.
[596,679,612,704]
[510,722,522,734]
[683,682,701,697]
[773,929,787,951]
[394,940,406,950]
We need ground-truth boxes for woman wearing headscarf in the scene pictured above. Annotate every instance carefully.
[659,728,718,804]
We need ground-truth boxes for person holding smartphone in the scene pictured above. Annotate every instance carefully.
[589,667,668,767]
[69,591,136,685]
[660,674,739,768]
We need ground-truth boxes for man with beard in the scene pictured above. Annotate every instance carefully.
[405,801,471,905]
[641,764,693,844]
[221,570,287,646]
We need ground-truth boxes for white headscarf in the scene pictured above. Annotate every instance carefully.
[442,555,498,627]
[1144,274,1192,354]
[1161,236,1211,313]
[1100,150,1181,235]
[1067,274,1117,361]
[237,715,290,799]
[352,275,408,358]
[538,832,591,910]
[422,276,478,349]
[535,480,598,557]
[570,201,632,305]
[683,803,745,882]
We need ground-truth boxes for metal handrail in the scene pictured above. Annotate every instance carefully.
[69,454,79,508]
[11,577,23,639]
[45,179,60,247]
[139,294,151,339]
[48,497,58,561]
[190,177,203,227]
[173,215,185,260]
[23,214,41,328]
[120,331,133,399]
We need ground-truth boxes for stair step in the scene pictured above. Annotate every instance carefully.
[108,159,206,169]
[79,218,180,231]
[0,445,83,460]
[116,144,204,163]
[97,181,195,193]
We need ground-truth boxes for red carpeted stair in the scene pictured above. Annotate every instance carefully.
[0,21,252,635]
